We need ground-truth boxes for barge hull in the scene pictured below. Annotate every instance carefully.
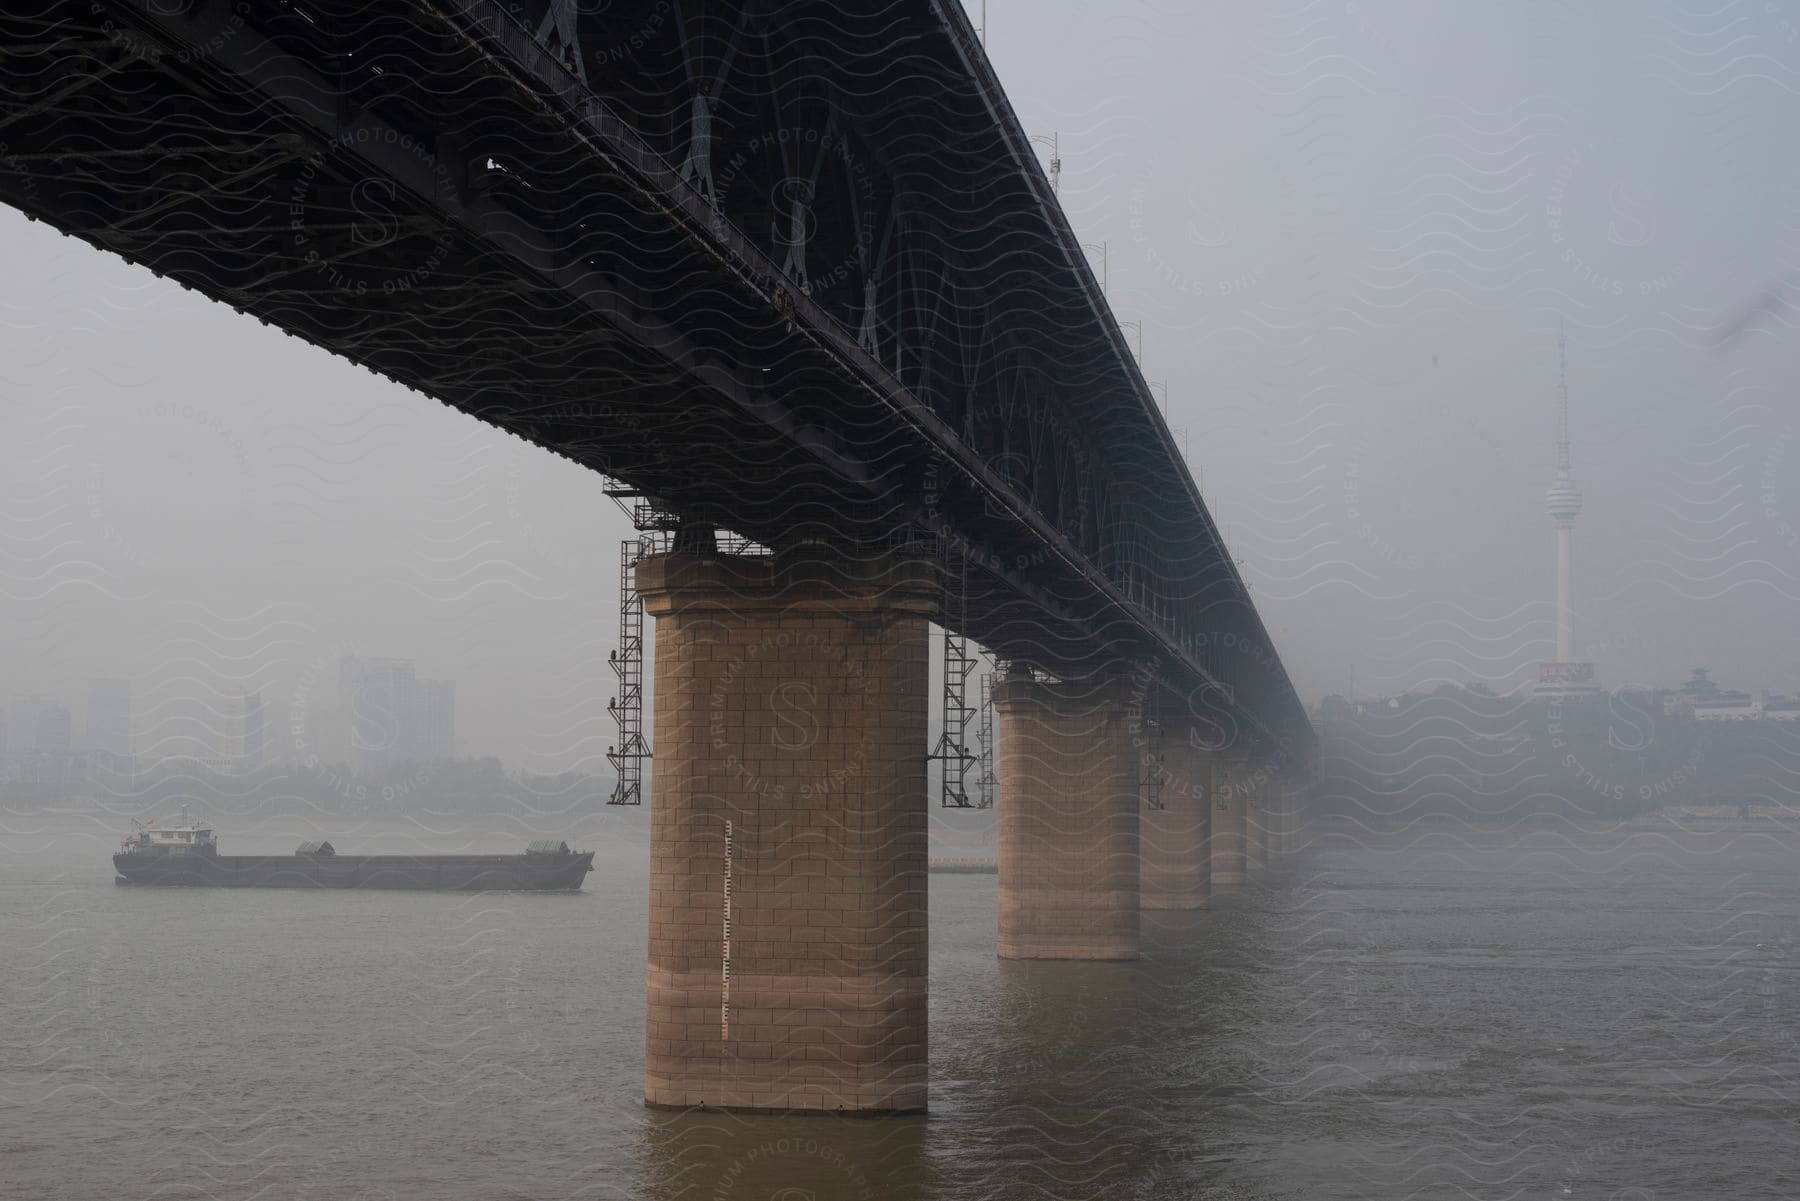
[112,852,595,891]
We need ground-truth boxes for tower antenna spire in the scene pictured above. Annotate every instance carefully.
[1556,324,1571,472]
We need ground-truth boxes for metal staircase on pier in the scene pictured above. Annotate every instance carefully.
[929,551,979,807]
[604,488,678,806]
[603,491,772,806]
[1139,717,1165,811]
[975,672,997,810]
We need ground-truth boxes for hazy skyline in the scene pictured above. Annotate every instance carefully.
[4,0,1800,770]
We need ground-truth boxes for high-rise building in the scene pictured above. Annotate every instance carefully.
[305,702,350,768]
[344,655,416,777]
[36,704,72,755]
[1536,332,1600,700]
[337,655,456,775]
[86,678,134,766]
[12,695,55,750]
[138,692,223,769]
[415,679,456,761]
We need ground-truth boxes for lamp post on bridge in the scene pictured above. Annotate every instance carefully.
[1029,132,1060,196]
[1147,378,1168,416]
[1082,240,1107,297]
[1120,318,1143,364]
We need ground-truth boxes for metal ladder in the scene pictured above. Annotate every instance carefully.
[606,534,651,805]
[974,671,997,809]
[928,550,978,807]
[605,487,682,807]
[1139,715,1165,811]
[602,487,761,807]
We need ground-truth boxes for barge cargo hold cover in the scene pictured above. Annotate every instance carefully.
[112,813,594,891]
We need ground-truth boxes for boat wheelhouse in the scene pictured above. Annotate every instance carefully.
[119,808,217,857]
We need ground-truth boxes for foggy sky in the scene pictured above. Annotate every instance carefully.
[3,0,1799,771]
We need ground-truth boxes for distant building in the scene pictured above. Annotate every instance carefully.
[338,655,456,776]
[344,656,414,777]
[1319,668,1800,821]
[86,678,134,766]
[304,703,350,768]
[1679,667,1724,703]
[36,705,72,755]
[11,695,56,751]
[415,679,456,761]
[1667,668,1729,712]
[139,693,220,769]
[1694,689,1800,722]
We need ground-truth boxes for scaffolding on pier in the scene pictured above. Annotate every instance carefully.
[603,489,772,806]
[604,488,678,806]
[606,534,652,806]
[1139,716,1165,811]
[974,671,997,810]
[928,552,978,808]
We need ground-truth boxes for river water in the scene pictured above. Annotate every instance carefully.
[3,818,1796,1200]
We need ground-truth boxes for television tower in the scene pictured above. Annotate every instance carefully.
[1537,330,1597,698]
[1547,331,1581,661]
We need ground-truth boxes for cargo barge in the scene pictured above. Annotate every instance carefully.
[113,810,593,891]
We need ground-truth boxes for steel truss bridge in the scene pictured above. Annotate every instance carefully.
[0,0,1311,770]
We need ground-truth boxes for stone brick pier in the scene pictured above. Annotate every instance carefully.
[632,548,1306,1113]
[1139,734,1213,910]
[994,673,1140,959]
[1210,751,1251,887]
[636,550,936,1114]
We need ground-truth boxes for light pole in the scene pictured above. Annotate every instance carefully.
[1120,318,1143,363]
[1029,132,1060,196]
[1147,378,1168,415]
[1081,240,1107,296]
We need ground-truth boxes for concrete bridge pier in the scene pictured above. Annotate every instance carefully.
[1288,781,1317,853]
[1139,733,1212,911]
[1245,768,1274,877]
[636,550,937,1114]
[995,673,1140,959]
[1263,772,1296,863]
[1289,777,1311,856]
[1209,751,1252,887]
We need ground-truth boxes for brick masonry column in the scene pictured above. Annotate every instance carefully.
[1264,772,1293,862]
[637,550,936,1115]
[1292,752,1315,853]
[1245,766,1271,875]
[995,674,1139,959]
[1210,751,1251,887]
[1289,772,1311,854]
[1139,733,1211,911]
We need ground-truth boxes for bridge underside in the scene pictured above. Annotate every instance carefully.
[0,0,1306,740]
[0,0,1317,1117]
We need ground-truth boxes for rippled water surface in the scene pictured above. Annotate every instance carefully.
[4,822,1797,1199]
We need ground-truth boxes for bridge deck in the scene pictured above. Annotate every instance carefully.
[0,0,1309,752]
